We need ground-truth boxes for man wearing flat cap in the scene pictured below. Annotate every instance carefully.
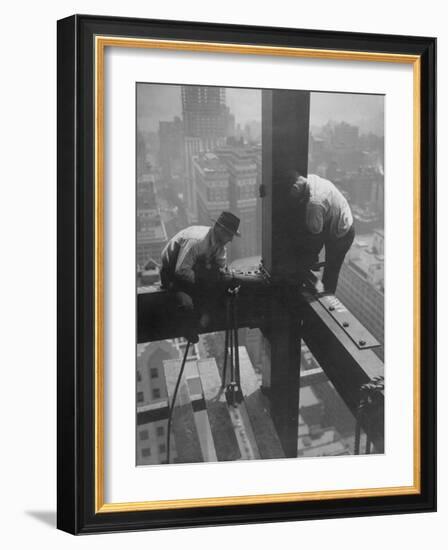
[160,211,240,342]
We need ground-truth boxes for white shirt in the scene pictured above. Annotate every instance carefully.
[161,226,226,284]
[305,174,353,239]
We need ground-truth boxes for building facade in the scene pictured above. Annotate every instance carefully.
[158,116,184,191]
[136,173,168,269]
[336,231,385,359]
[181,86,233,222]
[193,152,230,226]
[136,340,179,465]
[137,339,202,465]
[214,145,259,260]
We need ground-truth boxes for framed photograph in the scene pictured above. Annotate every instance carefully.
[57,14,436,534]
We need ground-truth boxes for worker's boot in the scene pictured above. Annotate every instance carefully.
[302,271,324,294]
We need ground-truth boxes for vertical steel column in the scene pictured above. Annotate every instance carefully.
[261,89,310,457]
[262,89,310,279]
[267,303,302,457]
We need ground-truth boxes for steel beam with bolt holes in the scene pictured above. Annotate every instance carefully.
[301,292,384,452]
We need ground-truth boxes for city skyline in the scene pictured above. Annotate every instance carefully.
[137,84,384,137]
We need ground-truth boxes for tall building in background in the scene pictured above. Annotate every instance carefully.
[249,145,263,256]
[182,86,233,222]
[346,166,383,208]
[336,230,384,359]
[214,145,259,259]
[137,131,147,179]
[332,121,359,149]
[136,173,168,269]
[158,116,184,193]
[182,86,230,137]
[369,167,384,220]
[193,152,230,226]
[137,339,200,465]
[136,340,179,465]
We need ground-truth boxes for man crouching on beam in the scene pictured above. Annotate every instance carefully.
[160,211,241,343]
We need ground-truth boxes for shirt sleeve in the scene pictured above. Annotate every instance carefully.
[174,240,198,283]
[306,202,325,234]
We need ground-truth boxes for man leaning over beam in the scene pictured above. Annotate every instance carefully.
[289,172,355,294]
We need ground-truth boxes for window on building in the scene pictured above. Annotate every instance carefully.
[159,443,166,454]
[152,388,161,399]
[137,371,142,383]
[156,426,164,437]
[139,430,149,441]
[141,447,151,458]
[137,391,145,403]
[150,367,159,379]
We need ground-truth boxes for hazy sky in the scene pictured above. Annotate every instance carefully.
[137,84,384,136]
[310,92,384,135]
[136,85,262,133]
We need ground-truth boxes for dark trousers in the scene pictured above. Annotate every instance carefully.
[161,266,198,334]
[160,267,225,339]
[322,225,355,293]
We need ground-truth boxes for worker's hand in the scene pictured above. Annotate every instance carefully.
[219,268,234,282]
[194,261,221,285]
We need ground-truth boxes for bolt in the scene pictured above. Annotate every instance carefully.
[343,321,349,327]
[329,306,335,311]
[359,340,366,346]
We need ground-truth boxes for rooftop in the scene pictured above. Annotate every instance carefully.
[194,152,228,173]
[345,233,384,291]
[138,347,284,464]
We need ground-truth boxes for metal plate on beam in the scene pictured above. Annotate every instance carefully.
[318,295,380,350]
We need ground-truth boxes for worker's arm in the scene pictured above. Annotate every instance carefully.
[306,202,325,235]
[298,202,325,250]
[174,240,198,285]
[195,246,228,285]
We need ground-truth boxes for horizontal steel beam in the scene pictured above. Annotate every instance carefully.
[137,284,271,343]
[300,292,384,452]
[137,285,384,453]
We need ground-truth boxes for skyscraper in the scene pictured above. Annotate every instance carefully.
[136,340,179,465]
[158,116,184,190]
[136,174,168,269]
[193,152,230,227]
[181,86,233,222]
[214,145,259,259]
[336,231,384,360]
[182,86,230,137]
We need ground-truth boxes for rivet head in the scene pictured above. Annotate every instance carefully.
[329,306,335,311]
[343,321,349,327]
[359,340,366,346]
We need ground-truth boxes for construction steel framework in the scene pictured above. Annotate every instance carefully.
[137,89,384,458]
